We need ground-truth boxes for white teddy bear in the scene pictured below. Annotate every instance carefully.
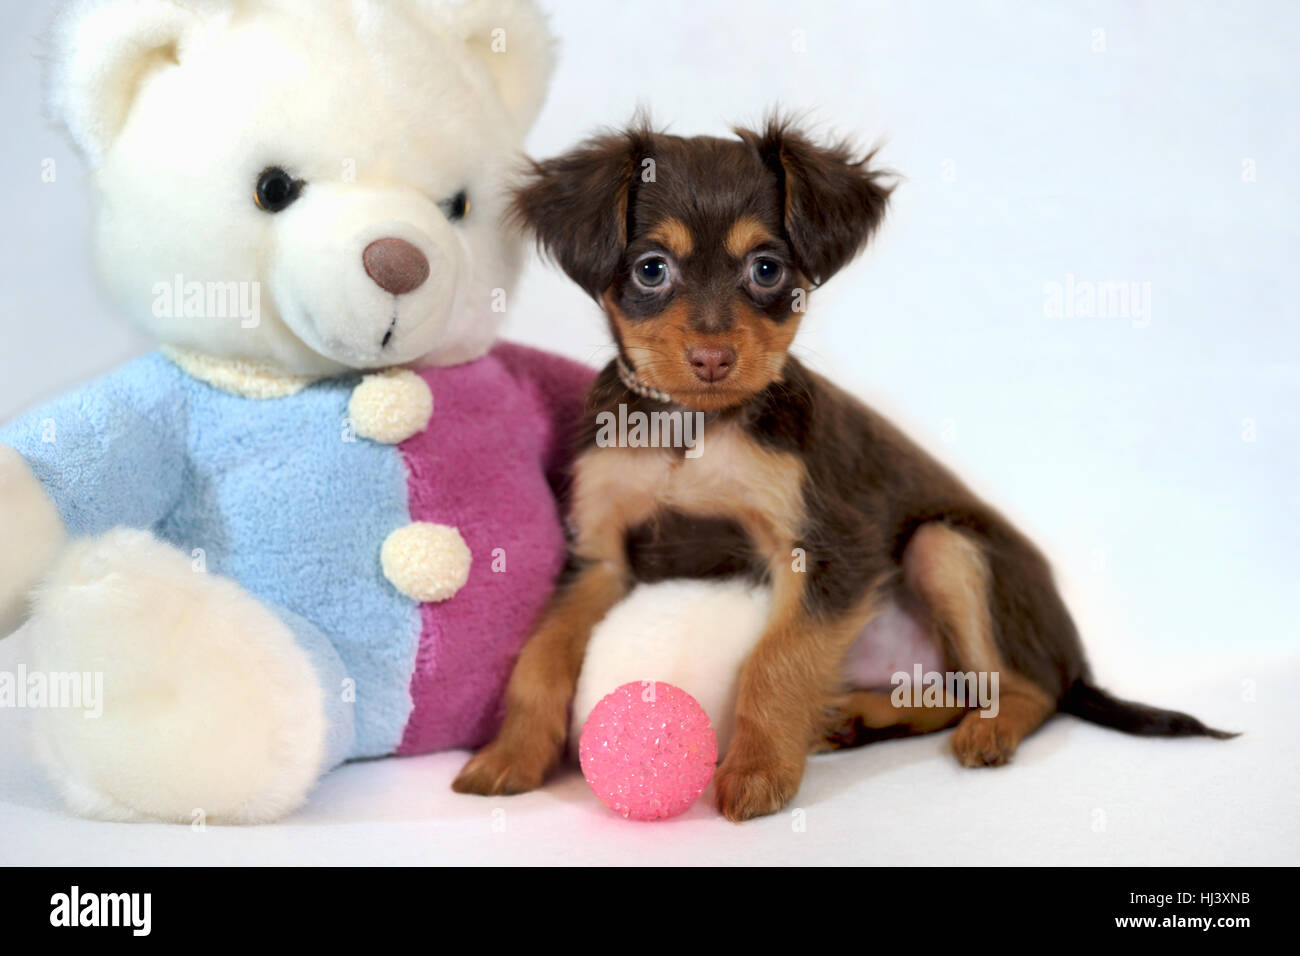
[0,0,618,823]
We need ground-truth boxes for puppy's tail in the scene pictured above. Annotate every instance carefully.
[1059,680,1237,739]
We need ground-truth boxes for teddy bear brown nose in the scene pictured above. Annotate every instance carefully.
[687,346,737,382]
[363,238,430,295]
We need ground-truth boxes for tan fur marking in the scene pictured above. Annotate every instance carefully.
[724,215,776,258]
[663,425,806,556]
[604,294,803,412]
[835,691,967,732]
[905,523,999,670]
[949,693,1054,767]
[903,522,1053,766]
[568,445,665,563]
[571,424,807,564]
[718,582,887,821]
[647,216,694,259]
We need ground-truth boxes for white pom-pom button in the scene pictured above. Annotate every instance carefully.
[348,369,433,444]
[381,523,472,602]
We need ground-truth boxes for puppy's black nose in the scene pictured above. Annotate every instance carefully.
[363,238,429,296]
[687,346,737,383]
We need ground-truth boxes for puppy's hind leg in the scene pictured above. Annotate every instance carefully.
[902,522,1054,767]
[817,691,966,752]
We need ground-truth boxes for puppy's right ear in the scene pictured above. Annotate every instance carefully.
[511,127,649,298]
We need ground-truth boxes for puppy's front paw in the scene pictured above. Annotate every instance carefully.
[451,740,553,796]
[713,753,801,822]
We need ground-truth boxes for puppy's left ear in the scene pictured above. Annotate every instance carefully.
[737,118,894,286]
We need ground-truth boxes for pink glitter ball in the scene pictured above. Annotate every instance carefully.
[579,681,718,821]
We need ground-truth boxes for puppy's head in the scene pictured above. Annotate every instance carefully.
[512,116,892,410]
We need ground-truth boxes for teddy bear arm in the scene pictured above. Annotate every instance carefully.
[0,364,190,632]
[0,447,66,635]
[0,364,190,539]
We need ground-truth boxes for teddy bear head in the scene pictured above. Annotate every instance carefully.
[49,0,555,375]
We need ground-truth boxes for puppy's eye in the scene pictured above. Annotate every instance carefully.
[750,257,784,288]
[254,166,304,213]
[440,189,470,222]
[635,256,670,288]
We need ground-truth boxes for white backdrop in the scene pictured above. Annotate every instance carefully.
[0,1,1296,864]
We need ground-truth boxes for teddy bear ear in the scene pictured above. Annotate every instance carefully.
[47,0,215,165]
[436,0,557,133]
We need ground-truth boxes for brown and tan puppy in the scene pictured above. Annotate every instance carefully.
[453,117,1232,821]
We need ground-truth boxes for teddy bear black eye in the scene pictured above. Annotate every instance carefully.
[254,167,303,213]
[440,190,470,222]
